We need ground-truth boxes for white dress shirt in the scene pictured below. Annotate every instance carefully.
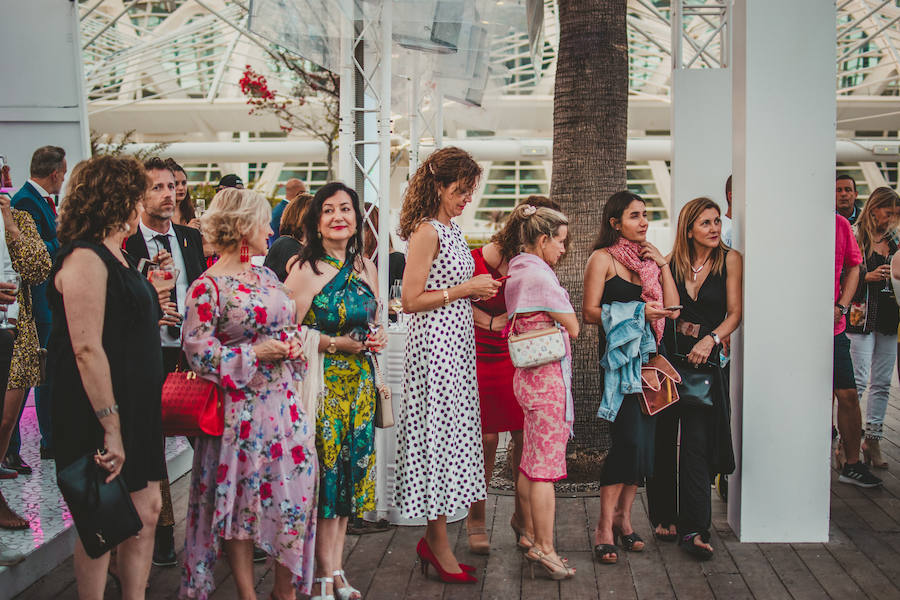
[139,221,188,346]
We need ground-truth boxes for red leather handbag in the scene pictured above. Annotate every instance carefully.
[161,369,224,437]
[160,276,225,437]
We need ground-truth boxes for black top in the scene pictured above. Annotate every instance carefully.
[667,252,729,359]
[867,250,899,336]
[264,235,302,282]
[599,274,644,353]
[48,241,166,493]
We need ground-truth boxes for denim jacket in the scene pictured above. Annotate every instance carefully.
[597,301,657,422]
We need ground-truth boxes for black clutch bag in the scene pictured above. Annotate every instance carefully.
[56,451,143,558]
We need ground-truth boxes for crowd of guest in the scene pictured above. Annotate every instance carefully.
[0,142,892,597]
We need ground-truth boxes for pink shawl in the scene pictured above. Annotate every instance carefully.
[606,237,664,341]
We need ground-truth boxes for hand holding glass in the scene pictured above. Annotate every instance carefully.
[0,274,20,330]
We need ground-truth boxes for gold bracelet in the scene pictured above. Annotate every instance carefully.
[327,337,337,353]
[442,289,450,307]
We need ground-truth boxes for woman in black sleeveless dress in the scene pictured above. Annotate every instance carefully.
[49,156,166,598]
[583,192,681,565]
[647,197,742,560]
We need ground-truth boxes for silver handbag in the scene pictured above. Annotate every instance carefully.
[507,313,567,368]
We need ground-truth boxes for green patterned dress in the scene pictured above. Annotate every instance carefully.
[303,256,377,518]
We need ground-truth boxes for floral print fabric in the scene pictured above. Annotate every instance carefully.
[303,256,377,519]
[179,266,317,598]
[512,312,569,482]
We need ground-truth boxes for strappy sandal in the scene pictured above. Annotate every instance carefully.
[592,543,618,564]
[615,529,644,552]
[524,548,575,580]
[679,531,714,561]
[510,519,534,552]
[333,569,361,600]
[311,576,335,600]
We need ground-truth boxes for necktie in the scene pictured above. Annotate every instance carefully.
[153,234,180,338]
[43,196,56,216]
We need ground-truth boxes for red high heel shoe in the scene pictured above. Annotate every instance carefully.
[416,538,477,584]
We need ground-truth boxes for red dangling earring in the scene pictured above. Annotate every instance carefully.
[240,240,250,263]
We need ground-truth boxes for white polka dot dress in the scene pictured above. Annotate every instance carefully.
[394,219,485,520]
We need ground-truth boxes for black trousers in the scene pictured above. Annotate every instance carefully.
[646,403,714,536]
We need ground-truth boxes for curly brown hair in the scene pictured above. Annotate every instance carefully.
[58,155,149,244]
[490,195,561,261]
[398,146,482,240]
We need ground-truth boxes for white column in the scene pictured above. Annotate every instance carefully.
[0,0,90,192]
[728,0,835,542]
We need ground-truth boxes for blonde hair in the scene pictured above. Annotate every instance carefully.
[200,188,271,251]
[516,204,568,251]
[856,186,900,258]
[671,197,727,283]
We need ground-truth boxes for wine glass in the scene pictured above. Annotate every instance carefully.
[148,264,179,296]
[195,197,206,216]
[389,279,403,324]
[366,298,384,354]
[0,274,21,330]
[882,262,892,294]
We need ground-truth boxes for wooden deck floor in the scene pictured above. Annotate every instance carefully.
[17,392,900,599]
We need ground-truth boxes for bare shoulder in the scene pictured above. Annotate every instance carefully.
[726,248,743,267]
[586,248,612,272]
[56,247,106,289]
[410,221,438,242]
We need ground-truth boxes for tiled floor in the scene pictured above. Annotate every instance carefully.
[0,394,191,599]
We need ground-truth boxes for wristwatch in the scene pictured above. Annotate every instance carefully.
[709,331,721,345]
[835,303,850,315]
[327,337,337,353]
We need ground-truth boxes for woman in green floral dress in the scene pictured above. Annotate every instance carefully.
[286,182,385,600]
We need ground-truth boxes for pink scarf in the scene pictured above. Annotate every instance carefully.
[606,237,664,342]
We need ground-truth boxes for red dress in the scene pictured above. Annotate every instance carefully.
[471,247,524,433]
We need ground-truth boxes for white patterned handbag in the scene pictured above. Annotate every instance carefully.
[507,314,567,368]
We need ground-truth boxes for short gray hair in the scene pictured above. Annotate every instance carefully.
[30,146,66,178]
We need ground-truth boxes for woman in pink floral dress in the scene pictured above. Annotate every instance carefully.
[180,188,317,600]
[505,205,578,581]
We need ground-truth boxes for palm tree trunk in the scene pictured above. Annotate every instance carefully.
[552,0,628,449]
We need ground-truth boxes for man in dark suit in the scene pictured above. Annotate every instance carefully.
[7,146,66,466]
[125,157,205,567]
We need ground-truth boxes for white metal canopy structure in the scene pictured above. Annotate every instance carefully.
[76,0,900,233]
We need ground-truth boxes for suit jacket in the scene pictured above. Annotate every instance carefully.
[11,182,59,325]
[124,224,206,286]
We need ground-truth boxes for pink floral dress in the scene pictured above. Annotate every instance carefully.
[179,267,317,598]
[511,312,570,482]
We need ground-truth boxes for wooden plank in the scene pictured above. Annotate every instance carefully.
[830,496,900,584]
[635,493,713,600]
[705,573,753,600]
[344,527,396,597]
[792,543,864,599]
[757,544,828,600]
[365,524,420,600]
[582,495,637,600]
[605,495,673,600]
[721,542,791,600]
[446,495,494,599]
[13,556,76,600]
[555,496,589,553]
[823,522,900,599]
[480,495,524,600]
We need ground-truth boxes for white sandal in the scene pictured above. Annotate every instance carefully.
[333,569,361,600]
[311,576,334,600]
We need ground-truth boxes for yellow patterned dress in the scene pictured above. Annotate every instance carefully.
[7,209,51,389]
[303,256,377,518]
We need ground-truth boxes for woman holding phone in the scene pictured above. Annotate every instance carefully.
[583,191,680,565]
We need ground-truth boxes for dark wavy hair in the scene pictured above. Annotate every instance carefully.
[398,146,482,240]
[593,191,645,250]
[58,155,149,244]
[297,182,365,275]
[165,157,196,223]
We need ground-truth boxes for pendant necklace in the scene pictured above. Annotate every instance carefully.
[690,256,710,281]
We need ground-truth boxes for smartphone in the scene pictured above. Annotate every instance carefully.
[494,275,511,282]
[664,305,683,311]
[137,258,158,277]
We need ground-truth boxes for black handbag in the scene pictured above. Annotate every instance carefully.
[56,451,143,558]
[670,321,717,408]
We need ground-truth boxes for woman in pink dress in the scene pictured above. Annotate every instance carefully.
[467,195,561,554]
[180,188,318,600]
[505,204,578,580]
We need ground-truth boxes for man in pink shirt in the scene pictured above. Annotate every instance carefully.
[833,214,882,487]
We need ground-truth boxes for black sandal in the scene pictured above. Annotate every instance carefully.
[616,531,644,552]
[678,531,713,560]
[653,525,678,542]
[592,543,619,564]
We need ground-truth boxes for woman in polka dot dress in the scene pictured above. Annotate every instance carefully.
[395,147,502,584]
